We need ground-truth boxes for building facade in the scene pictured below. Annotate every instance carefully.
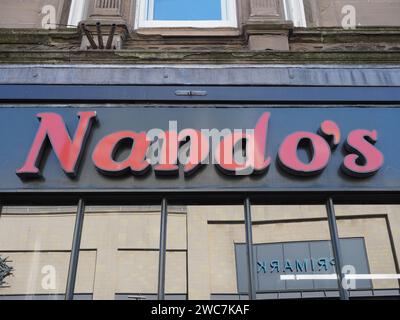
[0,0,400,300]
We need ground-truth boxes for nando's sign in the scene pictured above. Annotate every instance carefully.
[16,111,383,180]
[0,106,398,193]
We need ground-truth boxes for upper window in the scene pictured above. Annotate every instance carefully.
[135,0,238,29]
[284,0,306,27]
[68,0,90,27]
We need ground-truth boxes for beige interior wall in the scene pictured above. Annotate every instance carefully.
[0,207,95,295]
[77,209,187,299]
[0,251,96,295]
[0,207,186,299]
[116,251,186,294]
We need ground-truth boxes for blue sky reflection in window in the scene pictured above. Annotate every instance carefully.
[152,0,222,21]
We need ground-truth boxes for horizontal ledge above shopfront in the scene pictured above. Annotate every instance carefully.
[2,65,400,87]
[0,85,400,103]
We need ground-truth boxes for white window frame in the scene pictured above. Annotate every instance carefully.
[67,0,305,29]
[135,0,238,29]
[67,0,89,27]
[284,0,307,27]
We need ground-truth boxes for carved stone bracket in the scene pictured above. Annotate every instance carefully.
[87,0,126,23]
[95,0,123,16]
[80,0,128,50]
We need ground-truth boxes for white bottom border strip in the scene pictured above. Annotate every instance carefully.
[281,274,400,281]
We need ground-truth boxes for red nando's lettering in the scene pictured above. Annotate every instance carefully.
[16,112,96,178]
[16,111,384,180]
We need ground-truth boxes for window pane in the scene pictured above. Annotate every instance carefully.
[248,205,337,300]
[165,206,187,300]
[0,206,77,300]
[335,205,400,298]
[166,252,187,299]
[153,0,222,21]
[75,206,161,300]
[187,205,247,300]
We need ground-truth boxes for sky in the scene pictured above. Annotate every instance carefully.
[153,0,222,21]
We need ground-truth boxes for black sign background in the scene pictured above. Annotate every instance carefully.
[0,106,399,193]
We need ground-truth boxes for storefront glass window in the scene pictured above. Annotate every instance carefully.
[0,206,77,300]
[247,205,338,300]
[186,205,248,300]
[334,204,400,298]
[164,206,187,300]
[75,206,161,300]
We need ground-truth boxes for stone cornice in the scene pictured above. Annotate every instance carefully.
[0,50,400,65]
[0,27,399,65]
[0,28,79,43]
[291,27,400,44]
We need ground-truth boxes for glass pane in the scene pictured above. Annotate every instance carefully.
[165,206,187,300]
[335,205,400,299]
[75,206,161,300]
[152,0,222,21]
[187,205,247,300]
[249,205,337,300]
[0,206,77,300]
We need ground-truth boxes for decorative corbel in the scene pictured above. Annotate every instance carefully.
[80,0,128,50]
